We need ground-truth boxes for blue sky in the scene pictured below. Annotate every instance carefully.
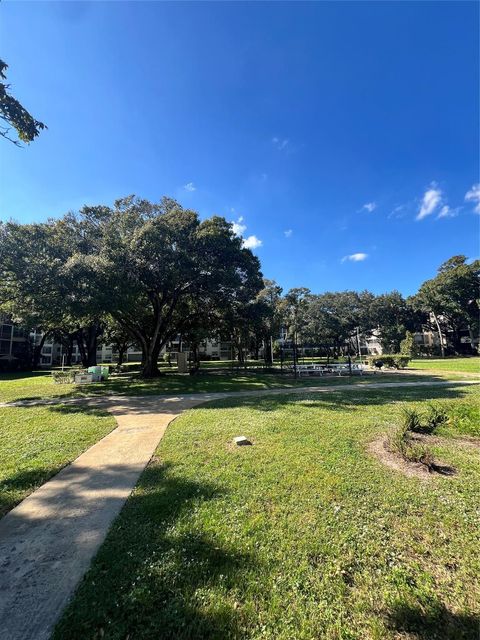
[1,1,478,296]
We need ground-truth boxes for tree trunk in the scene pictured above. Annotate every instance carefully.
[85,324,99,367]
[32,333,48,368]
[140,339,162,378]
[263,337,273,366]
[65,335,74,367]
[432,312,445,358]
[76,330,88,367]
[117,344,126,366]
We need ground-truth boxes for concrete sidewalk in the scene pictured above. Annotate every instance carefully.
[0,379,478,640]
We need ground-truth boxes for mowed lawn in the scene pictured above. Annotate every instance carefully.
[54,384,480,640]
[409,357,480,374]
[0,367,473,404]
[0,405,116,517]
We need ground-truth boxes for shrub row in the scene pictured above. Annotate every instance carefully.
[366,355,411,369]
[51,367,90,384]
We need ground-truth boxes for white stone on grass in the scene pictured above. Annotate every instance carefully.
[234,436,252,446]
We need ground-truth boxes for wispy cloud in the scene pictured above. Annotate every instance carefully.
[465,183,480,214]
[230,215,263,250]
[388,204,408,219]
[183,182,196,192]
[341,252,368,263]
[243,235,263,250]
[361,202,376,213]
[272,136,289,151]
[284,229,293,238]
[437,205,459,219]
[416,184,442,220]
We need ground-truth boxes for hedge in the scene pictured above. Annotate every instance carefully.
[366,355,411,369]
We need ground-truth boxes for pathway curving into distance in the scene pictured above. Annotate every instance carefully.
[0,379,478,640]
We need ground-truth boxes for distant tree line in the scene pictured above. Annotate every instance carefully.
[276,256,479,360]
[1,196,478,376]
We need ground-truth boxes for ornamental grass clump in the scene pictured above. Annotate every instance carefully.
[402,408,423,433]
[424,404,448,432]
[388,424,436,471]
[389,408,441,471]
[401,404,447,435]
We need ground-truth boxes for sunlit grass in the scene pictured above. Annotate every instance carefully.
[55,384,480,640]
[410,357,480,374]
[0,405,116,517]
[0,368,473,404]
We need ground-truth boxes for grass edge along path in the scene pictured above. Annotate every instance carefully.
[0,404,116,518]
[1,367,478,405]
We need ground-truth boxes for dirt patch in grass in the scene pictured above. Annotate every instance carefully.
[368,436,456,479]
[414,432,480,450]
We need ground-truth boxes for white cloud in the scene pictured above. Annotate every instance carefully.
[184,182,196,192]
[341,252,368,263]
[243,235,263,249]
[230,215,263,250]
[416,184,442,220]
[465,183,480,214]
[362,202,376,213]
[437,205,459,219]
[284,229,293,238]
[231,216,247,236]
[272,136,289,151]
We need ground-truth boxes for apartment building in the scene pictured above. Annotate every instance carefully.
[0,317,29,364]
[0,317,58,368]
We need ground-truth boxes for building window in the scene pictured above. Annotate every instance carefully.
[0,325,12,339]
[0,340,10,354]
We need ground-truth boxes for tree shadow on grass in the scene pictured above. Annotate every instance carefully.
[52,461,253,640]
[195,382,474,414]
[0,465,66,517]
[387,600,479,640]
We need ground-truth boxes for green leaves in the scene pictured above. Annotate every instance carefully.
[0,59,46,145]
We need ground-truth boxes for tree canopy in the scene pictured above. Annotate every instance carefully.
[411,255,480,356]
[1,196,478,374]
[0,196,264,376]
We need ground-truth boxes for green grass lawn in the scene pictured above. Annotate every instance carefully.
[0,405,116,517]
[54,384,480,640]
[0,368,473,404]
[409,357,480,374]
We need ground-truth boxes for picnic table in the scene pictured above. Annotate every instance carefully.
[287,363,366,376]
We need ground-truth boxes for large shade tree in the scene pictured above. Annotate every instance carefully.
[76,197,263,377]
[1,197,263,375]
[369,291,421,354]
[0,216,109,367]
[0,220,69,366]
[411,255,480,356]
[255,279,283,365]
[300,291,374,356]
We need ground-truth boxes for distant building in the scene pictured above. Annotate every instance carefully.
[0,316,58,369]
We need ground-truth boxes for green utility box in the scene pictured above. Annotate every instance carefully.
[87,366,109,381]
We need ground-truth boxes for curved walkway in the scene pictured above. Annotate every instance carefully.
[0,379,478,640]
